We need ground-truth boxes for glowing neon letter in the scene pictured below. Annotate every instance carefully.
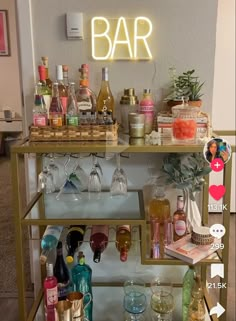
[91,17,112,60]
[134,17,152,59]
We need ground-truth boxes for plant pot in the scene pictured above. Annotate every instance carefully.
[166,100,183,108]
[188,100,202,107]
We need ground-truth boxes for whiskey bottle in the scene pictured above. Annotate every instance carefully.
[97,67,114,116]
[173,195,187,241]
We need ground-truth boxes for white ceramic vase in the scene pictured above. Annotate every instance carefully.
[183,189,202,232]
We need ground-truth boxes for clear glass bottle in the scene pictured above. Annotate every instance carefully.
[40,226,63,264]
[76,64,97,116]
[116,225,132,262]
[90,225,109,263]
[53,241,70,301]
[182,266,195,321]
[38,65,52,115]
[56,65,68,114]
[148,185,170,257]
[139,89,155,134]
[173,195,187,241]
[66,225,86,263]
[188,275,206,321]
[44,263,58,321]
[71,252,93,321]
[96,67,114,116]
[49,82,64,127]
[33,83,48,126]
[66,82,79,126]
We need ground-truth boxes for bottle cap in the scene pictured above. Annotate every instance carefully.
[62,65,69,72]
[66,256,74,264]
[56,65,63,81]
[120,250,128,262]
[93,250,101,263]
[120,88,139,105]
[46,263,54,277]
[40,254,47,265]
[143,89,151,94]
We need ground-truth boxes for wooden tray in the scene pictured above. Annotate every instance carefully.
[29,123,119,142]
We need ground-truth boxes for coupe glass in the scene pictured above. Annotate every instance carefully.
[110,153,128,197]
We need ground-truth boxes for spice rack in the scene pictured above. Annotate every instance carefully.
[11,132,234,321]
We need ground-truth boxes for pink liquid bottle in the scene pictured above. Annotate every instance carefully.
[139,89,155,134]
[44,263,58,321]
[90,225,109,263]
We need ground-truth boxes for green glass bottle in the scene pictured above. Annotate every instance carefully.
[182,266,195,321]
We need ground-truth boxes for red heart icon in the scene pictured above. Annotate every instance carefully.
[209,185,226,200]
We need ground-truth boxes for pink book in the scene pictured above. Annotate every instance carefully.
[164,234,221,264]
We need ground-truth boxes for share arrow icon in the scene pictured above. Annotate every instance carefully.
[210,303,225,318]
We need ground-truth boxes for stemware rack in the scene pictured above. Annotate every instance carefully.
[11,132,235,321]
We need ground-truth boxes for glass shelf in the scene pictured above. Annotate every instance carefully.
[33,287,211,321]
[23,191,145,225]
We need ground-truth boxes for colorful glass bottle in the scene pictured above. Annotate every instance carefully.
[139,89,154,134]
[38,65,51,115]
[56,64,68,114]
[44,263,58,321]
[173,195,187,241]
[33,83,48,126]
[66,82,79,126]
[90,225,109,263]
[49,82,64,127]
[96,67,114,116]
[66,225,86,263]
[40,226,63,264]
[116,225,132,262]
[41,56,53,90]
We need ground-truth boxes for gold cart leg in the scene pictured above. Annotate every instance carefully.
[11,152,26,321]
[219,157,232,321]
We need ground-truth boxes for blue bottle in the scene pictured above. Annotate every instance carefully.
[71,251,93,321]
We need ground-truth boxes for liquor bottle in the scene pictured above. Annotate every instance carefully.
[40,226,63,264]
[71,252,93,321]
[62,65,69,89]
[116,225,132,262]
[41,56,53,89]
[49,83,64,127]
[38,65,52,115]
[44,263,58,321]
[66,82,79,126]
[76,64,97,116]
[53,241,70,301]
[90,225,109,263]
[182,266,195,321]
[139,89,155,134]
[173,195,187,241]
[33,83,48,126]
[56,65,68,114]
[148,185,170,258]
[65,225,86,263]
[188,274,206,321]
[96,67,114,116]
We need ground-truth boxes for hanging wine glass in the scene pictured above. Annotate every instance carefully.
[56,155,81,201]
[110,153,128,197]
[46,153,60,191]
[37,166,55,194]
[69,155,88,192]
[88,154,102,199]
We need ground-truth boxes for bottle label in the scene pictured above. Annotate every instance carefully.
[57,281,70,299]
[174,220,186,236]
[46,286,58,306]
[67,115,79,126]
[118,225,131,233]
[50,114,63,127]
[130,123,144,129]
[33,115,47,126]
[140,105,154,113]
[43,226,63,239]
[78,101,92,111]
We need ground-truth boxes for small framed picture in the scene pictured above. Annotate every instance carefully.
[0,10,10,56]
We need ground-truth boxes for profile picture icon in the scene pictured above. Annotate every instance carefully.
[204,138,232,164]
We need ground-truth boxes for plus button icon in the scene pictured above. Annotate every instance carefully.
[211,158,224,172]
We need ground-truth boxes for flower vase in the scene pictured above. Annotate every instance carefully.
[183,189,202,232]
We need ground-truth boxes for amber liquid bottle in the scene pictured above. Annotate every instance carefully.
[148,186,170,257]
[173,195,187,241]
[116,225,132,262]
[96,67,114,116]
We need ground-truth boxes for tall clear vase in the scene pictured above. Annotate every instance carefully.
[183,189,202,232]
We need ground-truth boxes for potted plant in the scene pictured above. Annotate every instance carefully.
[161,153,211,231]
[164,68,204,108]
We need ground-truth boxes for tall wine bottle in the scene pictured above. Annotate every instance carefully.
[116,225,132,262]
[65,225,86,263]
[96,67,114,116]
[40,226,63,264]
[53,241,70,301]
[90,225,109,263]
[44,263,58,321]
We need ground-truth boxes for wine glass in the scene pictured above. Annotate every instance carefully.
[88,154,102,199]
[46,153,60,191]
[69,156,88,192]
[56,155,80,201]
[150,277,174,321]
[37,166,55,194]
[110,153,127,197]
[123,280,147,321]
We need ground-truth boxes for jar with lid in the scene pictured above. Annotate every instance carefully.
[172,104,199,144]
[120,88,139,133]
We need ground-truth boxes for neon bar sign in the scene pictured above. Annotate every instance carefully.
[91,16,153,60]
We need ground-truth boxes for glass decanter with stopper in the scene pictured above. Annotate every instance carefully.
[188,274,206,321]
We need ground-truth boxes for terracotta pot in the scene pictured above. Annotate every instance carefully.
[166,100,183,108]
[188,100,202,107]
